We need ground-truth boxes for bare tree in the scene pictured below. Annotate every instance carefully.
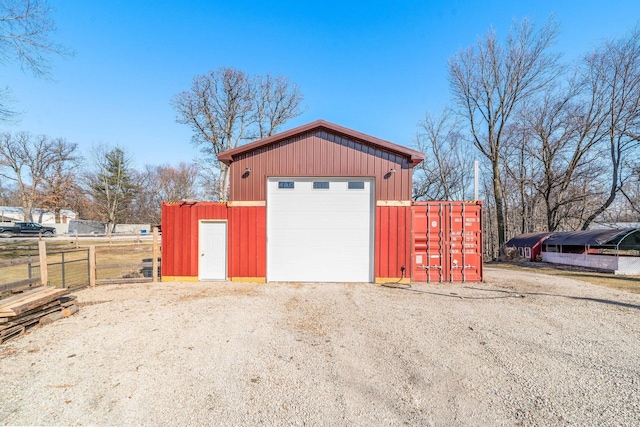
[171,67,304,201]
[196,160,221,201]
[0,0,72,121]
[579,26,640,230]
[448,18,562,247]
[0,131,78,221]
[253,74,304,139]
[38,139,81,222]
[619,165,640,217]
[517,75,609,231]
[0,180,20,206]
[129,162,200,224]
[500,122,542,235]
[413,109,474,200]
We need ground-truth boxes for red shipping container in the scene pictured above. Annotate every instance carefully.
[411,201,483,283]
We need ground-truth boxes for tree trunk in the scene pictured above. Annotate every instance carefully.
[492,161,506,249]
[581,138,621,230]
[218,163,230,202]
[23,199,33,222]
[581,160,618,230]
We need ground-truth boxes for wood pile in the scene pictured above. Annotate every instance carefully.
[0,287,79,344]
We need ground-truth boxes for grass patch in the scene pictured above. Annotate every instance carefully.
[0,240,69,259]
[0,237,158,291]
[95,245,155,280]
[488,261,640,294]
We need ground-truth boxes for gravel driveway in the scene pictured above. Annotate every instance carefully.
[1,268,639,426]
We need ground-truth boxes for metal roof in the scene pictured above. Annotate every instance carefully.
[543,228,639,247]
[505,232,554,248]
[0,206,76,215]
[217,119,426,167]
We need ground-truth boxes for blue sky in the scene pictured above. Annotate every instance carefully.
[3,0,639,168]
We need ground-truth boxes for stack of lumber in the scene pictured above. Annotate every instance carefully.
[0,287,79,344]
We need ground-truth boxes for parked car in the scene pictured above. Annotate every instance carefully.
[0,222,56,237]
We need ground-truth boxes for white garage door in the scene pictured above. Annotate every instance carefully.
[267,178,374,282]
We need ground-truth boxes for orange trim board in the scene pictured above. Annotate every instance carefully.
[228,201,266,207]
[231,277,267,283]
[374,277,411,284]
[161,276,200,282]
[162,276,267,283]
[376,200,411,207]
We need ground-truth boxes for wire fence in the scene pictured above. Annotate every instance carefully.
[95,244,160,284]
[35,249,91,290]
[0,254,41,298]
[0,233,161,298]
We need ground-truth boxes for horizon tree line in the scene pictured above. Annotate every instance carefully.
[415,18,640,256]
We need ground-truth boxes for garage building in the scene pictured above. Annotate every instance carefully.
[161,120,483,283]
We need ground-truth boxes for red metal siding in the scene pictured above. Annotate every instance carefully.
[161,202,228,277]
[375,206,411,279]
[163,201,483,283]
[531,242,542,261]
[228,206,266,278]
[411,202,483,282]
[229,130,413,202]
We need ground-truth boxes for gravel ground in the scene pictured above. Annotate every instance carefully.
[1,267,639,426]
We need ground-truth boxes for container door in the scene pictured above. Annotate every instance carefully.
[411,203,445,282]
[447,203,482,282]
[411,202,483,283]
[199,221,227,281]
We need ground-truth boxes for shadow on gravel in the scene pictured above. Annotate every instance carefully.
[380,284,640,309]
[568,296,640,310]
[464,286,640,311]
[379,283,517,300]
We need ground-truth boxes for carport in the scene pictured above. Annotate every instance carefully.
[542,228,640,274]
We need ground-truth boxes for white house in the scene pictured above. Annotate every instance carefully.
[0,206,77,224]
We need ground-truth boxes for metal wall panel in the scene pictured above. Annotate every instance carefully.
[375,206,411,280]
[161,202,228,278]
[411,201,483,283]
[163,201,482,283]
[228,206,266,278]
[229,130,413,202]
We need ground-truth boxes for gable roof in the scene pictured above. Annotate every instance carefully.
[505,232,553,248]
[217,119,425,167]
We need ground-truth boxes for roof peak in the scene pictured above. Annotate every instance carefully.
[217,119,425,166]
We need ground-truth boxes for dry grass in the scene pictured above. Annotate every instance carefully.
[95,245,155,280]
[488,261,640,294]
[0,240,64,260]
[0,237,157,290]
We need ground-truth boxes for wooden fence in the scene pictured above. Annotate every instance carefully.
[0,228,161,297]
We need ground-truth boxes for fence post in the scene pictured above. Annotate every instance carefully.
[89,245,96,287]
[152,227,159,283]
[61,251,66,288]
[38,240,48,287]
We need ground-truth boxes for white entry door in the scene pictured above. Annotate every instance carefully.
[199,221,227,280]
[267,178,374,282]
